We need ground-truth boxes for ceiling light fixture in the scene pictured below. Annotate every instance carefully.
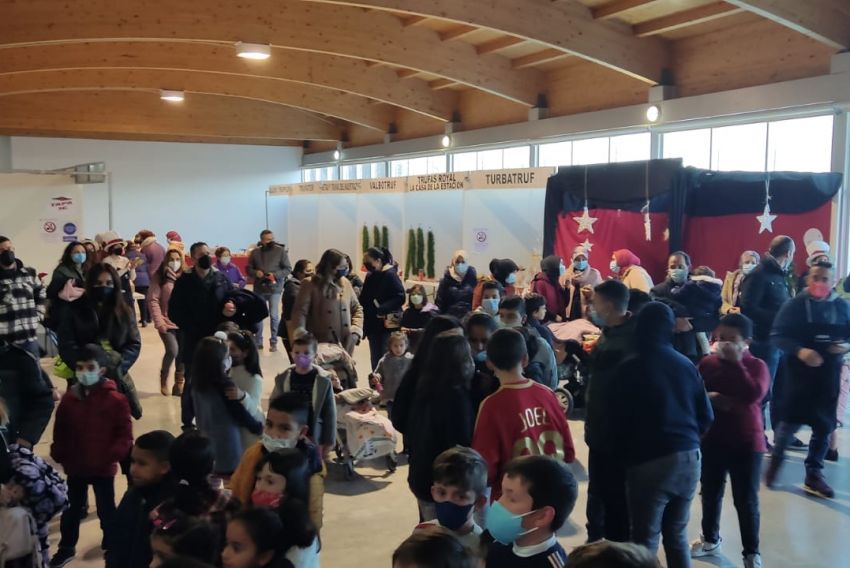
[333,150,341,161]
[160,90,185,102]
[236,42,272,60]
[440,134,452,148]
[646,104,661,123]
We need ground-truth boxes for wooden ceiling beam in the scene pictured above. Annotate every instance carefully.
[0,42,455,122]
[0,0,542,106]
[440,25,478,41]
[476,36,525,55]
[0,91,341,141]
[592,0,659,20]
[429,78,457,90]
[511,49,570,69]
[300,0,669,83]
[402,15,429,26]
[0,68,395,131]
[396,68,422,79]
[635,3,743,37]
[0,129,302,146]
[724,0,850,48]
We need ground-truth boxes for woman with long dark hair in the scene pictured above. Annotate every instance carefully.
[406,331,476,521]
[360,247,406,369]
[149,248,186,396]
[57,262,142,418]
[45,241,91,330]
[289,248,363,354]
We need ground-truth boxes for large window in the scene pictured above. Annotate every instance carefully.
[390,154,447,177]
[663,115,833,172]
[301,166,337,182]
[538,133,650,167]
[450,145,530,172]
[340,161,388,180]
[538,141,572,167]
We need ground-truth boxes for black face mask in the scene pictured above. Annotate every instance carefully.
[262,242,274,250]
[110,247,124,256]
[336,268,349,280]
[0,250,15,267]
[196,255,212,270]
[91,286,115,303]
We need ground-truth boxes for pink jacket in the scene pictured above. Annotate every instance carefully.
[149,271,179,331]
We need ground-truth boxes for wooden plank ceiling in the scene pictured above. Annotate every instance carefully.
[0,0,846,148]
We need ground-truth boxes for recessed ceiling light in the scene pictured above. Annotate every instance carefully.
[646,104,661,123]
[441,134,452,148]
[333,149,341,161]
[160,90,185,102]
[236,42,271,60]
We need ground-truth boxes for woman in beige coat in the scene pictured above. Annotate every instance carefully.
[289,248,364,354]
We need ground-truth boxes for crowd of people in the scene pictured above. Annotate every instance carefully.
[0,227,848,568]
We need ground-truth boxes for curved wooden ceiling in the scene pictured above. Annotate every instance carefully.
[0,0,846,148]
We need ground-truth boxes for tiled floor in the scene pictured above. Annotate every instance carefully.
[39,325,850,567]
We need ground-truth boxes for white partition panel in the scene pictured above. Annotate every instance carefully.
[462,188,546,287]
[317,193,358,261]
[404,190,464,277]
[287,194,320,263]
[356,193,405,269]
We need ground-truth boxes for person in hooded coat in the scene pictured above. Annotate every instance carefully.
[435,250,477,317]
[529,255,568,322]
[563,245,603,321]
[471,258,519,310]
[612,302,713,568]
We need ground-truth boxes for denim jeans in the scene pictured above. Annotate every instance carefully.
[256,292,281,347]
[749,341,782,430]
[586,449,630,543]
[700,448,762,556]
[158,329,184,377]
[58,476,115,551]
[772,421,832,473]
[627,449,701,568]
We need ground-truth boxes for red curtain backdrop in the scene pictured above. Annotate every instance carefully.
[682,202,833,277]
[554,209,670,282]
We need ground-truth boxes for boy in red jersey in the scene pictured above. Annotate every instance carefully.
[472,328,575,500]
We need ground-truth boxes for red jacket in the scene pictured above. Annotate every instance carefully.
[51,379,133,477]
[529,272,567,321]
[698,351,769,453]
[472,380,575,500]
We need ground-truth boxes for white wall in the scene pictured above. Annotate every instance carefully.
[10,137,301,252]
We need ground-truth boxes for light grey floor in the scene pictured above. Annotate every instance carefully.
[39,325,850,567]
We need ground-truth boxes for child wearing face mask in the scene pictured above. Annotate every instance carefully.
[50,343,133,568]
[483,455,578,568]
[270,333,337,460]
[227,331,265,439]
[413,447,488,558]
[692,314,768,567]
[191,335,263,482]
[400,285,439,353]
[371,332,414,414]
[248,451,320,568]
[230,393,325,529]
[472,258,519,310]
[215,247,247,289]
[475,281,503,320]
[465,313,500,412]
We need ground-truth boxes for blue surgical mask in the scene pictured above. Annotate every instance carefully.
[588,307,606,328]
[474,350,487,363]
[481,298,500,316]
[455,262,469,275]
[505,273,517,285]
[336,268,349,279]
[573,260,588,271]
[77,370,101,387]
[559,264,567,276]
[669,268,688,284]
[485,501,538,545]
[71,252,87,265]
[609,261,620,274]
[434,501,474,531]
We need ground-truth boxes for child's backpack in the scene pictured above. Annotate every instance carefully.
[0,506,40,567]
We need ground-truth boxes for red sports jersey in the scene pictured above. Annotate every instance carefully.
[472,380,575,500]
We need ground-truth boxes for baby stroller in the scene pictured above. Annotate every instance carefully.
[548,319,600,418]
[316,342,358,391]
[334,387,398,480]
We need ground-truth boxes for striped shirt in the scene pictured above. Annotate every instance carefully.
[486,536,567,568]
[0,262,46,346]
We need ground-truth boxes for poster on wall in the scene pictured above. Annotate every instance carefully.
[472,227,490,253]
[39,194,82,244]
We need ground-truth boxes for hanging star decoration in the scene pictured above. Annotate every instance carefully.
[581,238,594,253]
[756,175,777,234]
[663,228,670,242]
[573,206,598,234]
[642,162,652,241]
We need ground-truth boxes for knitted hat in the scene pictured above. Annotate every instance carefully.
[805,240,830,266]
[166,230,183,243]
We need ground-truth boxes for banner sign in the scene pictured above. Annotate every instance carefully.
[269,167,554,196]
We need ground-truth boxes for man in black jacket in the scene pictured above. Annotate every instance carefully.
[740,235,795,442]
[0,340,55,448]
[247,230,292,352]
[168,242,232,429]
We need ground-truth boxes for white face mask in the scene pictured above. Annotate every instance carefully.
[168,260,182,272]
[223,355,233,373]
[410,294,424,306]
[741,262,756,275]
[220,256,231,266]
[261,433,296,453]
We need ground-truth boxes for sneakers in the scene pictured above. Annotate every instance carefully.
[744,553,762,568]
[764,457,782,489]
[690,536,722,558]
[803,471,835,498]
[269,343,278,353]
[788,436,808,450]
[50,547,75,567]
[825,448,839,462]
